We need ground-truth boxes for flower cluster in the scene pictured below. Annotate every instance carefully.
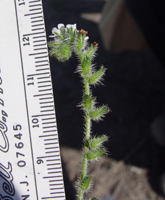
[49,24,109,200]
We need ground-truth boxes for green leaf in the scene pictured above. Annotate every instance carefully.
[89,135,108,149]
[89,105,109,121]
[89,66,106,85]
[79,175,92,191]
[81,56,92,76]
[87,147,106,160]
[83,94,95,110]
[90,198,99,200]
[84,44,97,58]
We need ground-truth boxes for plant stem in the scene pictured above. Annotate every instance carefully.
[78,67,92,200]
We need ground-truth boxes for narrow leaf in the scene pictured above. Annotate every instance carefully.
[87,147,106,160]
[84,44,97,58]
[89,66,105,84]
[79,175,92,191]
[89,135,108,149]
[89,105,109,121]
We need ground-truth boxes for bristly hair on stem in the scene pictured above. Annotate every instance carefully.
[49,23,110,200]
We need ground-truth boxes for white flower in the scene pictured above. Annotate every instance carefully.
[66,24,77,31]
[49,23,65,38]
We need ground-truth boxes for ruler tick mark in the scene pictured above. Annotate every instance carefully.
[30,8,42,11]
[25,11,42,16]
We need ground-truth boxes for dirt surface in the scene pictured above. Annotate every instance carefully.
[42,0,165,199]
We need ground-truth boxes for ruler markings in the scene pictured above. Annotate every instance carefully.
[14,0,39,198]
[44,138,58,141]
[29,4,42,7]
[38,84,51,87]
[45,147,58,150]
[42,197,65,199]
[36,68,50,71]
[34,94,53,97]
[48,168,62,171]
[27,72,49,76]
[43,125,56,129]
[29,8,42,11]
[50,183,64,186]
[37,76,50,80]
[39,89,52,92]
[31,16,43,20]
[48,167,61,171]
[48,171,62,175]
[23,31,45,37]
[35,59,48,63]
[32,114,55,118]
[35,55,48,59]
[29,0,41,3]
[34,43,47,47]
[47,161,60,166]
[32,24,44,27]
[46,151,60,154]
[39,134,57,138]
[43,130,57,133]
[33,39,46,43]
[47,163,61,166]
[39,97,53,100]
[50,191,64,194]
[35,64,49,67]
[2,0,65,198]
[29,52,47,56]
[50,187,64,190]
[42,121,56,124]
[44,142,58,145]
[42,114,55,117]
[49,179,63,183]
[32,27,45,31]
[37,155,60,159]
[40,105,54,108]
[43,175,63,179]
[41,108,54,111]
[32,19,44,23]
[25,11,42,16]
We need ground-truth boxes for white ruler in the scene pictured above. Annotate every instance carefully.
[0,0,66,199]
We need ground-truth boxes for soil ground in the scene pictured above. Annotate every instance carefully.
[43,0,165,199]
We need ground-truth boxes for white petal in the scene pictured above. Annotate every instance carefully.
[52,27,59,34]
[85,36,89,41]
[66,24,77,30]
[58,23,65,30]
[49,35,55,38]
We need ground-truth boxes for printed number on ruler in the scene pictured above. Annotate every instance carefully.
[0,0,66,199]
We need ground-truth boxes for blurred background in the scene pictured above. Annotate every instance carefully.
[42,0,165,199]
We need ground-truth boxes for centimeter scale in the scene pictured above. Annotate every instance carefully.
[0,0,66,199]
